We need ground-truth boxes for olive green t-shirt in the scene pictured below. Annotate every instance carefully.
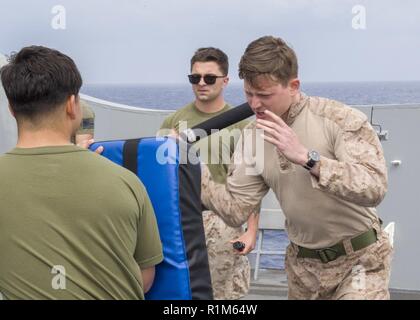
[160,103,249,184]
[0,145,163,300]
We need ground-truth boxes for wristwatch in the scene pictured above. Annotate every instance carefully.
[303,150,320,170]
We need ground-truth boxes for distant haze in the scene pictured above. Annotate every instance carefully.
[1,0,419,84]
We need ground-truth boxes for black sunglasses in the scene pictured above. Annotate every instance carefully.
[188,74,226,85]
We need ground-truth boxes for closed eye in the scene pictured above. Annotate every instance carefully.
[245,91,272,98]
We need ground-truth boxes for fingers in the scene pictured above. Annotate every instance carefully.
[260,134,285,150]
[77,138,104,154]
[257,121,287,149]
[77,138,94,149]
[257,122,283,140]
[239,243,255,255]
[230,239,255,255]
[257,114,294,151]
[262,110,287,127]
[239,245,254,255]
[168,129,179,138]
[94,146,104,154]
[256,118,282,131]
[256,117,289,140]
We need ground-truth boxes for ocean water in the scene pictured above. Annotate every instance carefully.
[82,81,420,110]
[81,81,420,270]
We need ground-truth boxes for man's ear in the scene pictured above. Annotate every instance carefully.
[223,76,230,87]
[289,78,300,96]
[66,95,79,120]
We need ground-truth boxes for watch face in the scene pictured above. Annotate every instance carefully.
[309,150,320,162]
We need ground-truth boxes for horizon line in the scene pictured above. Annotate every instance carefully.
[83,80,420,86]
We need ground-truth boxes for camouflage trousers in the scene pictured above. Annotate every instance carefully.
[285,229,393,300]
[202,210,250,300]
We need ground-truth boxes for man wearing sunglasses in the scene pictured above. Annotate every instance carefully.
[160,47,259,300]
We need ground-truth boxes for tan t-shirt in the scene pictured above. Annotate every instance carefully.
[201,94,388,249]
[0,145,163,299]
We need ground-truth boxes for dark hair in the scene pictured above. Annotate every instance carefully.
[190,47,229,75]
[0,45,82,121]
[239,36,298,87]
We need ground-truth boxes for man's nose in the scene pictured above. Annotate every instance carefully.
[198,77,206,86]
[248,96,262,110]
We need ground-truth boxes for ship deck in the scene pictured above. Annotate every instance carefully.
[245,269,288,300]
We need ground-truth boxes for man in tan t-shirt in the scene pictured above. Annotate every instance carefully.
[201,36,393,300]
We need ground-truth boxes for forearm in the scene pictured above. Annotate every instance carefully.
[201,164,263,227]
[141,266,156,293]
[246,212,259,234]
[311,156,387,207]
[231,212,260,255]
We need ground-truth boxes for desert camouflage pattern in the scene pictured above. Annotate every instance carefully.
[202,210,250,300]
[306,96,388,207]
[201,163,263,228]
[286,227,393,300]
[201,93,388,248]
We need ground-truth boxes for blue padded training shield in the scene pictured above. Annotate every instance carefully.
[90,137,213,300]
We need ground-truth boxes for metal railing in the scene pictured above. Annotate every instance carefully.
[251,208,286,281]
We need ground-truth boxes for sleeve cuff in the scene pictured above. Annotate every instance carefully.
[309,156,341,190]
[137,253,164,269]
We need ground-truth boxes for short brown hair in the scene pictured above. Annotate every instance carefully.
[239,36,298,87]
[0,46,82,121]
[190,47,229,75]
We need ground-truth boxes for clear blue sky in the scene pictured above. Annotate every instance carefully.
[1,0,419,84]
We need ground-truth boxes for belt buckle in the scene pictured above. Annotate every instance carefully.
[316,248,339,263]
